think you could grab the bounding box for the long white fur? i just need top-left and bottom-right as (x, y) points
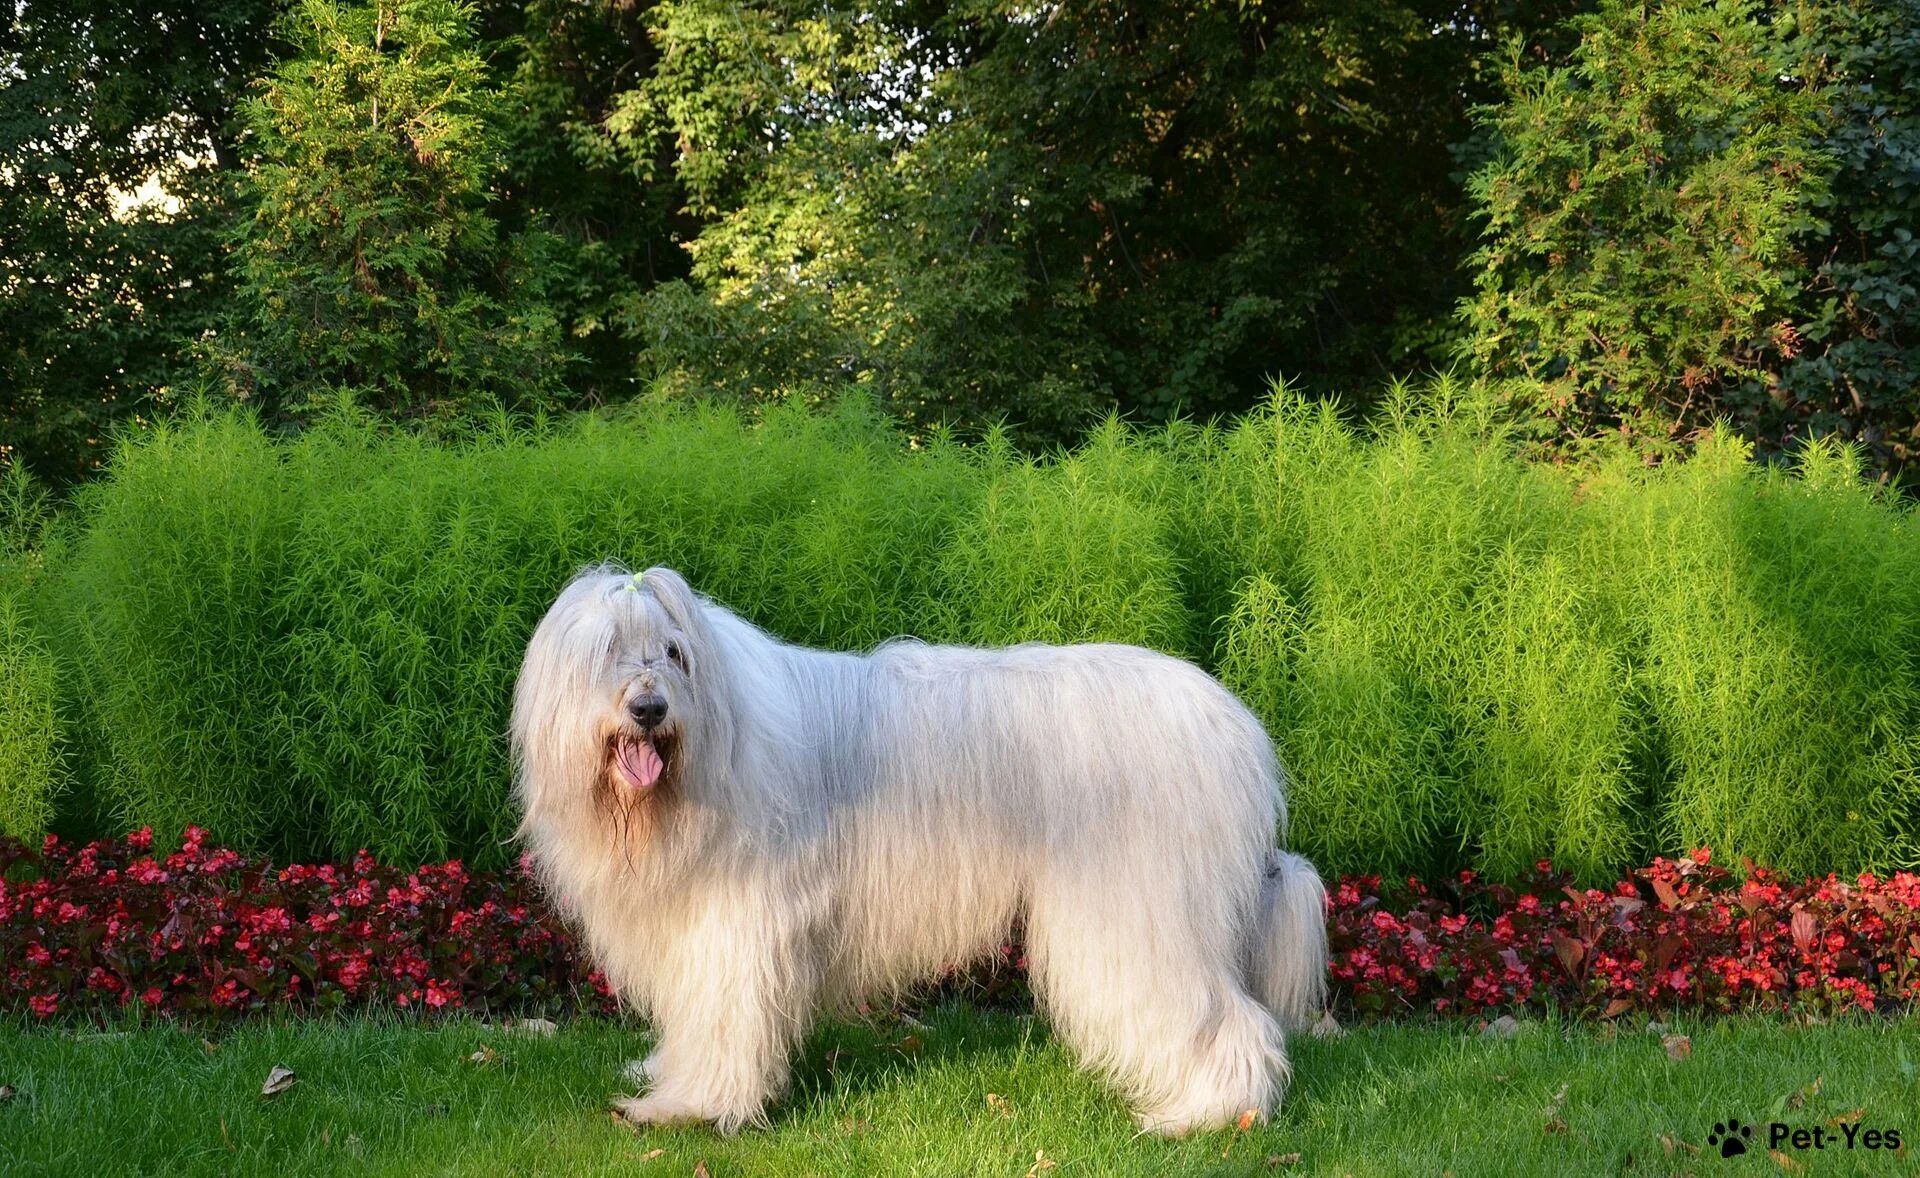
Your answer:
(511, 565), (1328, 1135)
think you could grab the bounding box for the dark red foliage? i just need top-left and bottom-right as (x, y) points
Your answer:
(6, 832), (1918, 1024)
(1328, 851), (1920, 1019)
(0, 828), (615, 1023)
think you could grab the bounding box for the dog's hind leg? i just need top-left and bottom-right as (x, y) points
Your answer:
(1024, 870), (1289, 1136)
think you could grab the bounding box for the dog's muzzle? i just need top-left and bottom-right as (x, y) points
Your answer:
(612, 693), (671, 794)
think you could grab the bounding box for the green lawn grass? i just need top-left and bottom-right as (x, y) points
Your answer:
(2, 1006), (1915, 1176)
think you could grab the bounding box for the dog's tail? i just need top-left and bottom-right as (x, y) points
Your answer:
(1249, 849), (1329, 1030)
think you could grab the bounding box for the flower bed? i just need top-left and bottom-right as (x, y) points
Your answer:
(5, 832), (1918, 1024)
(1330, 852), (1920, 1018)
(0, 829), (613, 1022)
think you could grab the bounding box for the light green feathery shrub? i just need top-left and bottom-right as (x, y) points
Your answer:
(936, 418), (1192, 655)
(0, 594), (64, 842)
(15, 387), (1919, 880)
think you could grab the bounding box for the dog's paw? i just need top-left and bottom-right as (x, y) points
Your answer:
(1134, 1103), (1264, 1139)
(1133, 1111), (1202, 1139)
(611, 1093), (712, 1128)
(613, 1091), (772, 1135)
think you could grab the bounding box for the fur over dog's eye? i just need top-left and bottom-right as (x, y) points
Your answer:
(666, 641), (686, 671)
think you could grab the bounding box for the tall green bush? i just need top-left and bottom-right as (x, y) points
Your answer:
(1462, 0), (1825, 449)
(54, 410), (299, 851)
(14, 389), (1920, 880)
(1216, 393), (1638, 881)
(39, 399), (991, 865)
(937, 420), (1191, 654)
(0, 467), (68, 840)
(1588, 433), (1920, 874)
(262, 399), (985, 863)
(0, 594), (63, 841)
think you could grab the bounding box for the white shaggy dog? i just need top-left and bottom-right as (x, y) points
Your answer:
(511, 565), (1327, 1135)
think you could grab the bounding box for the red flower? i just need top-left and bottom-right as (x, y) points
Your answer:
(125, 857), (169, 885)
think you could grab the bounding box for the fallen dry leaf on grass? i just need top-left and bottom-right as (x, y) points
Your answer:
(985, 1092), (1014, 1118)
(259, 1065), (297, 1097)
(0, 1085), (13, 1103)
(1770, 1148), (1804, 1171)
(894, 1034), (923, 1056)
(1541, 1083), (1570, 1135)
(1309, 1011), (1344, 1039)
(1024, 1149), (1057, 1177)
(693, 1162), (711, 1178)
(1221, 1107), (1262, 1159)
(633, 1148), (665, 1162)
(467, 1045), (500, 1066)
(507, 1017), (558, 1037)
(1662, 1033), (1691, 1062)
(1266, 1154), (1302, 1167)
(1659, 1133), (1700, 1156)
(1787, 1075), (1823, 1110)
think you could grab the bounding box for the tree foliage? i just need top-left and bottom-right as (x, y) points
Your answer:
(1461, 0), (1920, 477)
(4, 0), (1917, 480)
(0, 0), (283, 483)
(611, 0), (1579, 437)
(224, 0), (571, 419)
(1784, 0), (1920, 473)
(484, 0), (691, 402)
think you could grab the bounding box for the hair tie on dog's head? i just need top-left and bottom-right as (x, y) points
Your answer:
(624, 573), (644, 594)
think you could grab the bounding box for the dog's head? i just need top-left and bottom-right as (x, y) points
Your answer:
(511, 565), (723, 839)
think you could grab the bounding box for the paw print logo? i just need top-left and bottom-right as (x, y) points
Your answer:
(1707, 1118), (1754, 1158)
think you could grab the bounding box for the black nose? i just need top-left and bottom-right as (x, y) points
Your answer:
(628, 694), (668, 729)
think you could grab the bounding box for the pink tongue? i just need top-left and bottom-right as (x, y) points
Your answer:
(614, 735), (664, 791)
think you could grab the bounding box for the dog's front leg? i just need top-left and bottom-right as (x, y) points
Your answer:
(613, 904), (816, 1134)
